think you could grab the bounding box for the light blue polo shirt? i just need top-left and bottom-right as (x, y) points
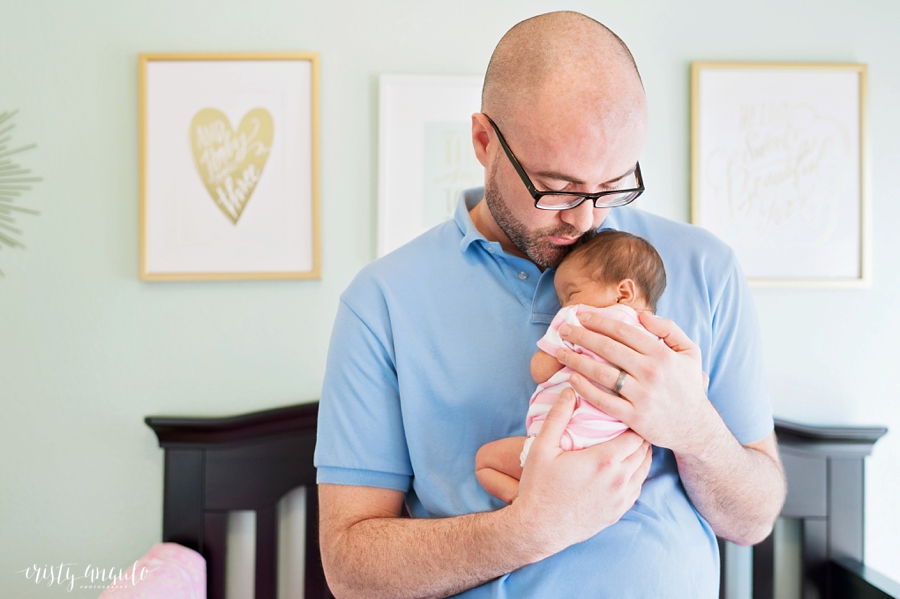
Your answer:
(315, 188), (773, 598)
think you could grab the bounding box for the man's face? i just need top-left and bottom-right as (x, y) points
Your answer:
(483, 159), (608, 269)
(480, 108), (646, 270)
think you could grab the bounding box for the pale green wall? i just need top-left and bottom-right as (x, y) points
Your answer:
(2, 0), (899, 596)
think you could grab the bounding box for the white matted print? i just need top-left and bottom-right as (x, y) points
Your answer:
(691, 62), (869, 287)
(140, 53), (320, 281)
(378, 75), (484, 257)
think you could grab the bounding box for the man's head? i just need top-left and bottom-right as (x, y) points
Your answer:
(554, 230), (667, 313)
(470, 11), (648, 269)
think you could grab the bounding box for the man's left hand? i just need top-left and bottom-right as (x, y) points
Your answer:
(556, 310), (718, 457)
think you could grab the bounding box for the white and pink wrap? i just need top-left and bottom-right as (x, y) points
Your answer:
(521, 303), (650, 465)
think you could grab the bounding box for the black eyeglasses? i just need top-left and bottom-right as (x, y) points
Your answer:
(483, 114), (644, 210)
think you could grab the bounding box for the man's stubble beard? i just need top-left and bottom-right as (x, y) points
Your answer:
(483, 162), (584, 269)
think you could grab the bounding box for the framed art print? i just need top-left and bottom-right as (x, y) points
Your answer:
(378, 74), (484, 257)
(139, 52), (320, 281)
(691, 62), (869, 287)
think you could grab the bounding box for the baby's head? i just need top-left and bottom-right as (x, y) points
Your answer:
(554, 230), (666, 313)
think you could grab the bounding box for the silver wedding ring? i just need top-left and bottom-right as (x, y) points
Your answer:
(614, 369), (627, 394)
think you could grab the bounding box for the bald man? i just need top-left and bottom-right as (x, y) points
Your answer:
(315, 11), (786, 598)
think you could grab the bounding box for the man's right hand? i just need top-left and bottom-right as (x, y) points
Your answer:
(511, 387), (653, 556)
(319, 389), (652, 598)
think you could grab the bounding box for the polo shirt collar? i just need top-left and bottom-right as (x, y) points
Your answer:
(454, 187), (495, 252)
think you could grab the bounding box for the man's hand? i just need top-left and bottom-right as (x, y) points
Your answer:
(319, 388), (653, 599)
(511, 387), (653, 554)
(554, 310), (786, 545)
(554, 310), (716, 455)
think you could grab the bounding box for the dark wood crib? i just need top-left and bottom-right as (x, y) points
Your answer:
(146, 402), (899, 599)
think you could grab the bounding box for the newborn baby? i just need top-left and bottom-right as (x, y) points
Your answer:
(475, 230), (667, 504)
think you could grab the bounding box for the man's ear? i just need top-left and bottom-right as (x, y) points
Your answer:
(616, 279), (637, 305)
(471, 113), (493, 168)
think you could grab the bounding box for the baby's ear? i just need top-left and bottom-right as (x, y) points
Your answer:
(616, 279), (637, 305)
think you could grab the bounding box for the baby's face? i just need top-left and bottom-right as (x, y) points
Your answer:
(554, 259), (651, 311)
(554, 260), (622, 308)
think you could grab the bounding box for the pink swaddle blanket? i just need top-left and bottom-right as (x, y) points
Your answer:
(522, 304), (651, 462)
(97, 543), (205, 599)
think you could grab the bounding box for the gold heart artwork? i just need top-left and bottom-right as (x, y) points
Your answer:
(190, 107), (274, 224)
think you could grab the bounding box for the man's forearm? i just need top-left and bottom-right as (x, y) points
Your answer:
(320, 397), (652, 598)
(325, 508), (540, 599)
(674, 408), (786, 546)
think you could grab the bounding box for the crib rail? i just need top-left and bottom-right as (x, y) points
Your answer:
(725, 418), (894, 599)
(146, 402), (329, 599)
(147, 405), (896, 599)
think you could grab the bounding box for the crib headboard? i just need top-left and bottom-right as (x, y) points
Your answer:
(146, 403), (898, 599)
(726, 418), (896, 599)
(146, 402), (328, 599)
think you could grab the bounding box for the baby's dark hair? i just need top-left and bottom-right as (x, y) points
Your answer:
(564, 230), (667, 312)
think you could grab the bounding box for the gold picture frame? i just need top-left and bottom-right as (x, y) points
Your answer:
(139, 52), (321, 281)
(691, 62), (869, 288)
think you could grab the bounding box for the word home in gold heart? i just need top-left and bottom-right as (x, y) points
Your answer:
(190, 107), (274, 224)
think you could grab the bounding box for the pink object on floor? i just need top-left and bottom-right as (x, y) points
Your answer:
(97, 542), (205, 599)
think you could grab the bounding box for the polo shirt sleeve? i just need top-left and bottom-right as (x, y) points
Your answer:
(707, 256), (774, 446)
(314, 296), (413, 493)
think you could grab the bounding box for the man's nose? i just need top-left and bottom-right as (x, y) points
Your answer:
(559, 199), (596, 233)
